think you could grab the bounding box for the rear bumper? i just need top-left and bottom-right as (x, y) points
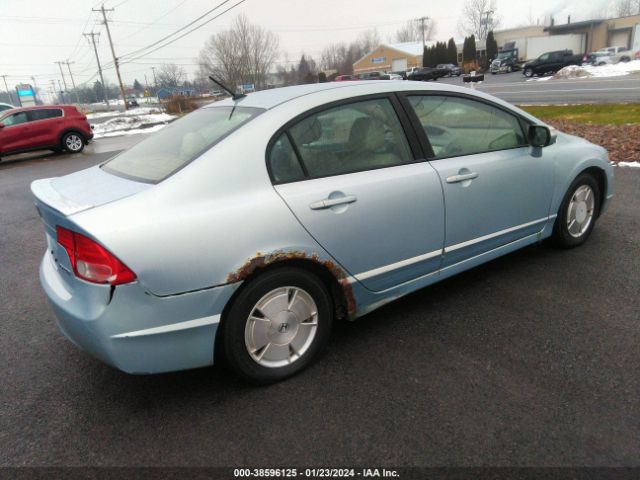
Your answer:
(40, 251), (239, 374)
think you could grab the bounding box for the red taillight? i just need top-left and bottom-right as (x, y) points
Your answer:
(56, 226), (136, 285)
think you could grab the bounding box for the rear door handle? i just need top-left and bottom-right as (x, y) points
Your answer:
(309, 195), (357, 210)
(446, 172), (479, 183)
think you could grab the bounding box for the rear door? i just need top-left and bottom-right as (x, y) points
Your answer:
(27, 108), (64, 148)
(0, 111), (31, 154)
(270, 95), (445, 292)
(401, 93), (554, 268)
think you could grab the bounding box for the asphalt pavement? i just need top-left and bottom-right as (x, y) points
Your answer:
(1, 145), (639, 468)
(436, 72), (640, 104)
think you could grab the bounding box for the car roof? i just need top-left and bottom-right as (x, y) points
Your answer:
(206, 80), (542, 126)
(209, 81), (473, 111)
(0, 104), (70, 113)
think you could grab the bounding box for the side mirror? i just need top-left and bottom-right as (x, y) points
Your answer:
(528, 125), (556, 147)
(0, 123), (5, 129)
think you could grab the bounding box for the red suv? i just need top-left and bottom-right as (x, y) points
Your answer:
(0, 105), (93, 160)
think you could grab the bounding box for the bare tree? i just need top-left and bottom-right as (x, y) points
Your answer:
(458, 0), (501, 40)
(156, 63), (186, 88)
(392, 19), (437, 43)
(196, 14), (279, 91)
(614, 0), (640, 16)
(356, 28), (381, 56)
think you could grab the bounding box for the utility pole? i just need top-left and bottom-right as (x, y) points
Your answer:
(151, 66), (157, 90)
(57, 79), (64, 103)
(94, 4), (128, 110)
(63, 61), (81, 104)
(416, 16), (430, 47)
(30, 76), (39, 104)
(481, 10), (494, 40)
(1, 75), (12, 105)
(55, 61), (69, 103)
(84, 32), (110, 109)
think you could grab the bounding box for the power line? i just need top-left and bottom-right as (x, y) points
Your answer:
(119, 0), (236, 60)
(120, 0), (248, 64)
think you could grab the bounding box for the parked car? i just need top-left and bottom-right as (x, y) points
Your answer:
(391, 70), (408, 80)
(382, 73), (403, 80)
(127, 98), (139, 108)
(334, 75), (357, 81)
(0, 102), (15, 112)
(436, 63), (463, 76)
(0, 105), (93, 160)
(407, 67), (438, 81)
(33, 82), (613, 383)
(523, 50), (582, 77)
(586, 51), (615, 66)
(358, 71), (385, 80)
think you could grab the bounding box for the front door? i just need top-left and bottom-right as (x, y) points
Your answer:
(0, 111), (31, 154)
(269, 96), (445, 292)
(402, 93), (554, 267)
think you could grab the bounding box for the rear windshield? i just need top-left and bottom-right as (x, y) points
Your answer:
(102, 106), (263, 183)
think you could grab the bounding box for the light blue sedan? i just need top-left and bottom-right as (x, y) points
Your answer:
(32, 81), (613, 383)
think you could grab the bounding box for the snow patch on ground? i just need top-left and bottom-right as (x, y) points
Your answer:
(87, 107), (163, 120)
(529, 60), (640, 81)
(92, 112), (175, 138)
(96, 123), (169, 138)
(616, 161), (640, 168)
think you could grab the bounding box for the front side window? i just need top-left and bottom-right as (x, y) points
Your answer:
(407, 95), (526, 158)
(539, 53), (549, 61)
(103, 106), (262, 183)
(2, 112), (28, 127)
(285, 97), (413, 179)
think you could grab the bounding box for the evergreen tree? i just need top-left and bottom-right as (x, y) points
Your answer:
(469, 34), (477, 62)
(133, 79), (144, 93)
(447, 38), (458, 64)
(486, 31), (498, 62)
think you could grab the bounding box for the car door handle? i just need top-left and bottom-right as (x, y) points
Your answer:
(446, 172), (479, 183)
(309, 195), (357, 210)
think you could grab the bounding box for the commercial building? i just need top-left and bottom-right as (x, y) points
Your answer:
(493, 14), (640, 56)
(353, 42), (429, 74)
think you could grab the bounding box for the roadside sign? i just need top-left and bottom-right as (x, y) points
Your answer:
(16, 84), (36, 107)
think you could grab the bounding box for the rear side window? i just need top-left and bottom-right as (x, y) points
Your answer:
(269, 134), (305, 183)
(29, 109), (63, 121)
(280, 97), (413, 179)
(407, 95), (526, 158)
(103, 106), (262, 183)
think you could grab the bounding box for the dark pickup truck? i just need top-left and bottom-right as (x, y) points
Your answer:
(523, 50), (583, 77)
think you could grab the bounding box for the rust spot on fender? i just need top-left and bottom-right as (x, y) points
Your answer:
(227, 251), (357, 317)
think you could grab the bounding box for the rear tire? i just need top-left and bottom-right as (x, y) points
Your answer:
(221, 268), (334, 384)
(552, 173), (600, 249)
(62, 132), (85, 153)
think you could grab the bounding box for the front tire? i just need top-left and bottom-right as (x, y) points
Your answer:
(62, 132), (85, 153)
(553, 173), (600, 248)
(221, 268), (334, 384)
(524, 68), (534, 77)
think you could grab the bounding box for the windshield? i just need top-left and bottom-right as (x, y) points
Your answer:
(102, 106), (263, 183)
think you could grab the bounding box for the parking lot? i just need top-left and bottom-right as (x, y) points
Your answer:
(1, 146), (639, 467)
(437, 71), (640, 104)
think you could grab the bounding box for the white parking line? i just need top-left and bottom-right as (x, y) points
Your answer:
(489, 87), (640, 95)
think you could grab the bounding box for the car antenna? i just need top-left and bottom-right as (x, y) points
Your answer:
(208, 75), (246, 101)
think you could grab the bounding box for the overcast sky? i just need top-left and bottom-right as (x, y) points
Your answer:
(0, 0), (614, 92)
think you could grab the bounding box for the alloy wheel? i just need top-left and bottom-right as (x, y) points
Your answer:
(65, 134), (83, 152)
